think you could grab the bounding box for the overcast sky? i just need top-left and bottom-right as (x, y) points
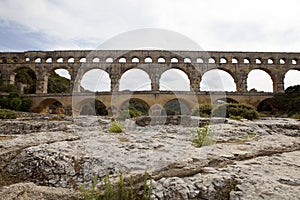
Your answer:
(0, 0), (299, 91)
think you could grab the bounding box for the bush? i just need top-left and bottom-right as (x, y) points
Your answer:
(108, 120), (124, 133)
(10, 97), (22, 111)
(0, 109), (17, 119)
(212, 103), (259, 120)
(290, 113), (300, 119)
(192, 104), (212, 117)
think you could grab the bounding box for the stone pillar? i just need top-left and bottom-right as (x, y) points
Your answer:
(35, 79), (47, 94)
(189, 70), (201, 92)
(149, 67), (162, 92)
(1, 71), (15, 86)
(110, 74), (119, 92)
(273, 73), (285, 93)
(71, 78), (82, 93)
(236, 72), (248, 92)
(275, 83), (285, 93)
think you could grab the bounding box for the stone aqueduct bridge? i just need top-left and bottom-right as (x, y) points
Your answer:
(0, 50), (299, 115)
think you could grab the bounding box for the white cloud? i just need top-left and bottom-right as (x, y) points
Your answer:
(1, 0), (300, 91)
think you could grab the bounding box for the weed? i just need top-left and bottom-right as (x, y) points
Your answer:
(80, 170), (151, 200)
(108, 120), (124, 133)
(191, 125), (214, 147)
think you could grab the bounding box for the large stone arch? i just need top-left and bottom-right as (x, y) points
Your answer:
(77, 98), (108, 116)
(46, 67), (72, 93)
(11, 66), (37, 94)
(119, 68), (152, 91)
(78, 68), (111, 92)
(200, 68), (237, 92)
(32, 98), (65, 114)
(163, 98), (191, 115)
(283, 68), (300, 90)
(120, 98), (150, 117)
(247, 68), (274, 92)
(159, 67), (191, 91)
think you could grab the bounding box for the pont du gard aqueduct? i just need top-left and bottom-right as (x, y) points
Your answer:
(0, 50), (299, 116)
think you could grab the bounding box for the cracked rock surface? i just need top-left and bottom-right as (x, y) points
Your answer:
(0, 114), (299, 199)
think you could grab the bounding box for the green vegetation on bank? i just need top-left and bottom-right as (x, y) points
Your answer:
(47, 73), (70, 93)
(271, 85), (300, 116)
(192, 103), (259, 120)
(80, 171), (152, 200)
(212, 103), (259, 120)
(0, 109), (17, 119)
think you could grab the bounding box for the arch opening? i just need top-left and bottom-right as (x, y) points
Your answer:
(68, 57), (75, 63)
(14, 68), (37, 94)
(36, 99), (65, 114)
(184, 58), (191, 63)
(144, 57), (152, 63)
(46, 57), (52, 63)
(257, 98), (273, 113)
(48, 69), (71, 93)
(163, 99), (190, 115)
(57, 58), (63, 63)
(132, 57), (139, 63)
(93, 57), (100, 63)
(159, 69), (190, 91)
(119, 69), (151, 91)
(196, 58), (204, 63)
(171, 57), (179, 63)
(232, 58), (238, 64)
(247, 69), (273, 92)
(200, 69), (236, 92)
(158, 57), (166, 63)
(120, 98), (150, 118)
(81, 69), (111, 92)
(80, 99), (108, 116)
(284, 69), (300, 90)
(220, 57), (227, 64)
(213, 97), (238, 104)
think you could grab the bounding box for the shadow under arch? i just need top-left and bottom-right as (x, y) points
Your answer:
(33, 98), (65, 114)
(213, 97), (238, 104)
(79, 98), (108, 116)
(163, 98), (191, 115)
(120, 98), (150, 117)
(257, 98), (274, 113)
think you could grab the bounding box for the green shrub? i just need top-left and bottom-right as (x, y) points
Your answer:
(229, 115), (243, 121)
(0, 109), (17, 119)
(191, 125), (214, 147)
(290, 113), (300, 119)
(212, 103), (259, 120)
(192, 104), (212, 117)
(108, 120), (124, 133)
(10, 97), (22, 111)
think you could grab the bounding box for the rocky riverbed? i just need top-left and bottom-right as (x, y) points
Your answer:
(0, 113), (299, 199)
